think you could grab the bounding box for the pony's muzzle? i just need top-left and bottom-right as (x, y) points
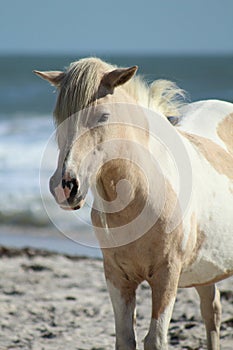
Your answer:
(50, 172), (84, 210)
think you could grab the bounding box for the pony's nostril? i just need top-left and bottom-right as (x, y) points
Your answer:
(70, 178), (78, 198)
(61, 177), (79, 199)
(63, 179), (72, 190)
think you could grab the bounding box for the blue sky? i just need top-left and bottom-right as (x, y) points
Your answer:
(1, 0), (233, 55)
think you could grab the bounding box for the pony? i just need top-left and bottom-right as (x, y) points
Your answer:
(34, 57), (233, 350)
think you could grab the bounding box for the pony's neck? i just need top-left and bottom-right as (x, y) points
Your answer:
(94, 152), (180, 235)
(93, 117), (182, 228)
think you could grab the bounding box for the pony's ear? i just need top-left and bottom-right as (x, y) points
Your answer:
(102, 66), (138, 90)
(33, 70), (64, 86)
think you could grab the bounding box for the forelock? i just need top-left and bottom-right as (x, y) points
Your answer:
(54, 58), (113, 126)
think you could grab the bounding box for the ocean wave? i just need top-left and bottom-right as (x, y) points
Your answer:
(0, 196), (92, 230)
(0, 113), (54, 228)
(0, 209), (51, 227)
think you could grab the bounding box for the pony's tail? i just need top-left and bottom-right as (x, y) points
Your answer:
(148, 80), (186, 117)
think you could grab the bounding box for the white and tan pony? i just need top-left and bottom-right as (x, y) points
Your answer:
(35, 57), (233, 350)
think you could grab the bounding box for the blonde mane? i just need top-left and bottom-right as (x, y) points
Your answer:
(54, 57), (186, 125)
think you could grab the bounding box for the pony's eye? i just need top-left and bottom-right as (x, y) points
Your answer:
(98, 113), (109, 123)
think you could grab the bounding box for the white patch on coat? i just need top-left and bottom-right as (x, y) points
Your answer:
(179, 100), (233, 151)
(167, 100), (233, 286)
(179, 141), (233, 287)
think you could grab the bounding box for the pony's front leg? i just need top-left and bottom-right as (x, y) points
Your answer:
(196, 284), (221, 350)
(106, 280), (137, 350)
(144, 263), (181, 350)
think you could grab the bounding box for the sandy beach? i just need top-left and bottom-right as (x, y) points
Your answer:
(0, 246), (232, 350)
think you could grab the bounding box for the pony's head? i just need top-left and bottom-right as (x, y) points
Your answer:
(35, 57), (185, 211)
(35, 58), (139, 210)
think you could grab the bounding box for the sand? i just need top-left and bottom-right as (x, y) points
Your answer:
(0, 246), (232, 350)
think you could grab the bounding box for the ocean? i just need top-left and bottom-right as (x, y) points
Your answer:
(0, 54), (232, 256)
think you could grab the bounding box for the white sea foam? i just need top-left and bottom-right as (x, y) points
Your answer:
(0, 113), (91, 231)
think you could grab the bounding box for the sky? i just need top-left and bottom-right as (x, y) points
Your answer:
(1, 0), (233, 55)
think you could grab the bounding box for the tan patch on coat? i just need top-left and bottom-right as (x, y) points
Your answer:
(182, 214), (205, 269)
(217, 113), (233, 155)
(181, 131), (233, 181)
